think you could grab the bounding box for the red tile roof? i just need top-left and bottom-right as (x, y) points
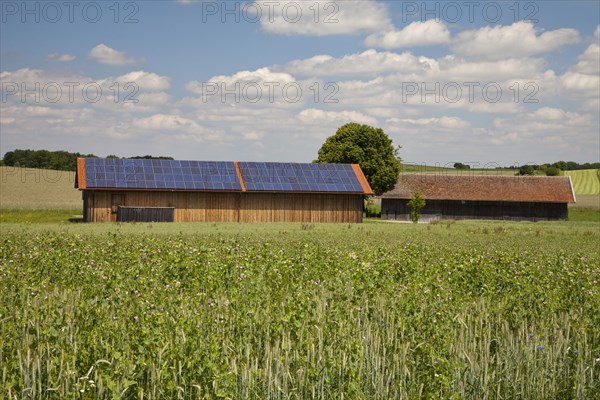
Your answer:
(381, 174), (576, 203)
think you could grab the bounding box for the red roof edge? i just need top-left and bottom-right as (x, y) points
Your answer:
(76, 158), (86, 189)
(234, 161), (246, 192)
(352, 164), (373, 195)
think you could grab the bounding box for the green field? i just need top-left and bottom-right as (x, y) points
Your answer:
(0, 166), (81, 209)
(1, 221), (599, 399)
(564, 169), (600, 195)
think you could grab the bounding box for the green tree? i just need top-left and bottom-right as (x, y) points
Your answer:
(453, 162), (470, 170)
(546, 166), (560, 176)
(316, 122), (401, 194)
(407, 192), (426, 223)
(519, 165), (535, 176)
(552, 161), (567, 170)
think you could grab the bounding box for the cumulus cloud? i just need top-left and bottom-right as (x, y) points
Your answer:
(251, 0), (391, 36)
(132, 114), (204, 132)
(297, 108), (377, 126)
(47, 53), (75, 62)
(451, 22), (580, 60)
(281, 50), (435, 77)
(559, 25), (599, 100)
(365, 20), (451, 49)
(89, 44), (144, 66)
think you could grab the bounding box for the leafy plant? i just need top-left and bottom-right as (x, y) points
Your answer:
(407, 192), (426, 223)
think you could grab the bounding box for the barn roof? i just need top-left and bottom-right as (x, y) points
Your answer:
(381, 174), (575, 203)
(75, 158), (373, 194)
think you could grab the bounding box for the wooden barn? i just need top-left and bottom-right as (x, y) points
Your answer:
(75, 158), (372, 223)
(381, 174), (576, 222)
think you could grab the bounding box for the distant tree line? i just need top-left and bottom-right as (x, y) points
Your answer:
(517, 161), (600, 176)
(2, 150), (173, 171)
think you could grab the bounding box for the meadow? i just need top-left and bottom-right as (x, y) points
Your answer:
(564, 169), (600, 195)
(1, 221), (599, 399)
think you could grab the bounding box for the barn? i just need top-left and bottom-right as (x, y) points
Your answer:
(381, 174), (576, 222)
(75, 158), (372, 223)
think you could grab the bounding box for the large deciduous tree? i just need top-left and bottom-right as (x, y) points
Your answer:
(316, 123), (401, 194)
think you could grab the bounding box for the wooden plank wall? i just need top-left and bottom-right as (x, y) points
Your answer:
(85, 191), (239, 222)
(381, 198), (568, 221)
(239, 193), (362, 223)
(84, 191), (363, 223)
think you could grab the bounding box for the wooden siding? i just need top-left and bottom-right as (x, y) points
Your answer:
(84, 191), (363, 223)
(382, 198), (568, 222)
(84, 191), (239, 222)
(239, 193), (362, 223)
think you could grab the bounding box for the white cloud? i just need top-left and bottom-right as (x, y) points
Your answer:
(47, 53), (75, 62)
(241, 131), (266, 141)
(252, 0), (391, 36)
(106, 71), (171, 92)
(365, 20), (451, 49)
(132, 114), (204, 133)
(281, 49), (435, 77)
(559, 25), (600, 99)
(89, 44), (144, 66)
(452, 22), (580, 60)
(297, 108), (377, 126)
(387, 116), (470, 130)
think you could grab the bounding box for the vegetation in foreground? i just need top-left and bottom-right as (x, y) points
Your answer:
(1, 221), (599, 399)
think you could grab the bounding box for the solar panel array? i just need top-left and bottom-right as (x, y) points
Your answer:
(84, 158), (241, 191)
(83, 159), (366, 193)
(238, 162), (365, 193)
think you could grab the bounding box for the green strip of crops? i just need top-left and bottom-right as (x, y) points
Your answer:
(1, 225), (599, 399)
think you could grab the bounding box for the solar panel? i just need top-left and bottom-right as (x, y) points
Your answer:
(84, 158), (242, 191)
(238, 162), (364, 193)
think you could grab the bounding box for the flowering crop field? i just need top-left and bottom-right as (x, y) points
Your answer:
(1, 221), (599, 399)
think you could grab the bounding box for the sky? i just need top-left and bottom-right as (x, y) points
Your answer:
(1, 0), (599, 167)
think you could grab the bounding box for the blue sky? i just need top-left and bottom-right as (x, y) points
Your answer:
(1, 1), (599, 166)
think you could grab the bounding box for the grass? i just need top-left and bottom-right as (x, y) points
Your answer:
(1, 221), (598, 399)
(0, 209), (83, 224)
(0, 166), (81, 209)
(564, 169), (600, 195)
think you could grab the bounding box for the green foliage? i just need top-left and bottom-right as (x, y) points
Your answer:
(407, 192), (426, 223)
(546, 166), (561, 176)
(453, 162), (471, 170)
(552, 161), (568, 171)
(2, 149), (97, 171)
(0, 223), (598, 399)
(519, 165), (535, 175)
(316, 123), (401, 194)
(2, 150), (174, 171)
(364, 198), (381, 218)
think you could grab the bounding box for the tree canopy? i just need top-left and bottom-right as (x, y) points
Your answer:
(316, 122), (401, 194)
(2, 150), (174, 171)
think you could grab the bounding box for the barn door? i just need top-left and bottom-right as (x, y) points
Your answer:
(112, 193), (125, 214)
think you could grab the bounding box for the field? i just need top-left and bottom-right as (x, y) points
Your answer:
(1, 221), (599, 399)
(1, 168), (599, 398)
(564, 169), (600, 195)
(0, 167), (81, 209)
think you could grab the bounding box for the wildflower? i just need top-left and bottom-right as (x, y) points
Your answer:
(528, 333), (534, 339)
(133, 315), (139, 322)
(538, 345), (544, 351)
